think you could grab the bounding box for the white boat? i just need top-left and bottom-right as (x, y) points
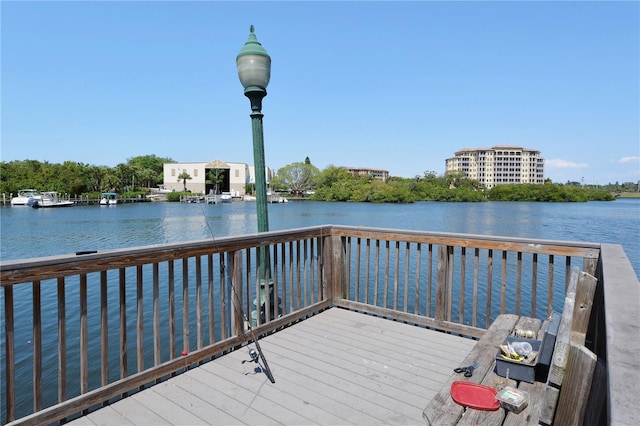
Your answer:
(30, 192), (74, 208)
(99, 192), (118, 205)
(220, 194), (233, 203)
(11, 189), (42, 206)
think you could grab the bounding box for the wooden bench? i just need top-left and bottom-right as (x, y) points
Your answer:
(423, 267), (598, 425)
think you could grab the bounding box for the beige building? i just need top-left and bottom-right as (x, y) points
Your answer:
(163, 159), (274, 196)
(343, 166), (389, 181)
(445, 146), (544, 189)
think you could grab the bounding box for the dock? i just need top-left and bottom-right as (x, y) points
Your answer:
(2, 225), (638, 425)
(69, 308), (475, 425)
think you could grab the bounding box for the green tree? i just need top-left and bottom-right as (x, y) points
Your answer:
(273, 162), (319, 195)
(177, 171), (192, 191)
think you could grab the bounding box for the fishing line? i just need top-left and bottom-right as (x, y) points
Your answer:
(198, 201), (275, 384)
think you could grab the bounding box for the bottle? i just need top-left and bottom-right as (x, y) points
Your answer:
(511, 341), (533, 356)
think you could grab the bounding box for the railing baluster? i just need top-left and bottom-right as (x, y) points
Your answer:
(447, 246), (454, 322)
(264, 245), (272, 323)
(459, 247), (466, 324)
(565, 256), (572, 292)
(33, 280), (42, 412)
(182, 259), (189, 354)
(516, 252), (523, 316)
(427, 244), (433, 317)
(472, 248), (479, 327)
(296, 240), (301, 310)
(196, 256), (203, 349)
(119, 268), (127, 380)
(531, 253), (538, 318)
(355, 237), (361, 303)
(280, 243), (288, 314)
(501, 251), (508, 314)
(136, 266), (144, 372)
(273, 243), (281, 313)
(4, 285), (15, 422)
(312, 238), (317, 304)
(486, 249), (493, 327)
(393, 241), (399, 311)
(384, 241), (390, 309)
(414, 243), (421, 314)
(153, 263), (160, 366)
(287, 241), (294, 311)
(220, 252), (229, 336)
(80, 274), (88, 393)
(374, 239), (380, 306)
(547, 254), (555, 316)
(403, 242), (409, 313)
(100, 271), (109, 387)
(207, 254), (214, 345)
(303, 239), (309, 307)
(168, 261), (175, 359)
(57, 277), (66, 403)
(365, 239), (371, 305)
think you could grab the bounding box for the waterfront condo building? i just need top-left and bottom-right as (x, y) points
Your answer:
(445, 145), (545, 189)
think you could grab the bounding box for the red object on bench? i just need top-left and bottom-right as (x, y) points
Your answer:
(450, 381), (500, 411)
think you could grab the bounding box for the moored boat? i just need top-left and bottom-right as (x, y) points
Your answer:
(99, 192), (118, 205)
(30, 192), (74, 208)
(10, 189), (42, 206)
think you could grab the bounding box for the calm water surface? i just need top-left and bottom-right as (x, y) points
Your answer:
(1, 199), (639, 420)
(2, 199), (639, 276)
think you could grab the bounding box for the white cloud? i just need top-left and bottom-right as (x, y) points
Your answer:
(618, 156), (640, 163)
(546, 159), (589, 169)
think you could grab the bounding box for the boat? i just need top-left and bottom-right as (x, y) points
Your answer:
(10, 189), (42, 206)
(99, 192), (118, 205)
(30, 192), (74, 208)
(220, 194), (233, 203)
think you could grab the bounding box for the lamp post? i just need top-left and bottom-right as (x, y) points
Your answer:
(237, 25), (276, 325)
(237, 25), (271, 235)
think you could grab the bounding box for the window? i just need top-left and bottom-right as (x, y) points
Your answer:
(171, 169), (175, 176)
(194, 169), (198, 177)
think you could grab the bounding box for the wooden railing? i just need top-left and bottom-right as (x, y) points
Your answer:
(1, 225), (637, 425)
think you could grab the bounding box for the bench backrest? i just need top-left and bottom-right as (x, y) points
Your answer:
(538, 267), (598, 425)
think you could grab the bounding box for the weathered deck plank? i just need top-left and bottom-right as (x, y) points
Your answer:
(70, 308), (476, 425)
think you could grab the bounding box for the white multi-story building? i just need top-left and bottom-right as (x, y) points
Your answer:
(162, 159), (274, 196)
(445, 146), (544, 189)
(343, 166), (389, 181)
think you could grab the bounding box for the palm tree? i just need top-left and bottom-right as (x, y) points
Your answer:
(177, 171), (192, 191)
(206, 169), (225, 194)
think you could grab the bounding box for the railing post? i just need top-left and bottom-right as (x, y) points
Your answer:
(228, 250), (245, 337)
(436, 245), (452, 321)
(324, 234), (345, 302)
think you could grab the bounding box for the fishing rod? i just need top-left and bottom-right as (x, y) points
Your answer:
(198, 202), (275, 384)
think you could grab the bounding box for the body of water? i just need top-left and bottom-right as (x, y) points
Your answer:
(1, 199), (639, 421)
(2, 199), (639, 276)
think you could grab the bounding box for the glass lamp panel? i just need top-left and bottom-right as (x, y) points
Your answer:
(237, 54), (271, 89)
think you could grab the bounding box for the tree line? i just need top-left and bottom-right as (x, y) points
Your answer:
(1, 156), (625, 203)
(0, 155), (172, 198)
(272, 161), (618, 203)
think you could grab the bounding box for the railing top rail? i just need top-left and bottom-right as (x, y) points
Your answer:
(1, 224), (600, 286)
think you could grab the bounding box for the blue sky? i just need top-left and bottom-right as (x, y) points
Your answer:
(2, 1), (638, 185)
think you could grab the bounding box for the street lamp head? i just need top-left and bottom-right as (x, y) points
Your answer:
(236, 25), (271, 94)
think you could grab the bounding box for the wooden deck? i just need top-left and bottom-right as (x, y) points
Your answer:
(69, 308), (476, 425)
